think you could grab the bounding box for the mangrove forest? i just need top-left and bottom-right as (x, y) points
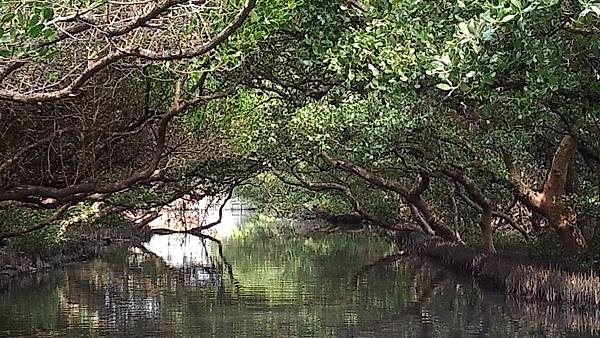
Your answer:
(0, 0), (599, 336)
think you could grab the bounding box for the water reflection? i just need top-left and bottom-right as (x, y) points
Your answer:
(0, 225), (599, 337)
(140, 233), (212, 268)
(147, 197), (252, 240)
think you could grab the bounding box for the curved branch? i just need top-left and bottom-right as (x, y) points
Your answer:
(501, 148), (544, 213)
(271, 169), (395, 230)
(149, 187), (236, 234)
(198, 188), (234, 231)
(0, 83), (240, 206)
(119, 0), (257, 61)
(0, 0), (255, 102)
(0, 203), (72, 239)
(321, 153), (457, 241)
(456, 188), (529, 242)
(0, 51), (127, 102)
(408, 169), (431, 198)
(321, 152), (410, 196)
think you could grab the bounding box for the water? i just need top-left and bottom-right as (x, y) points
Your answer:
(0, 217), (599, 337)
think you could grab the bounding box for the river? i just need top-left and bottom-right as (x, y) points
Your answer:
(0, 212), (598, 337)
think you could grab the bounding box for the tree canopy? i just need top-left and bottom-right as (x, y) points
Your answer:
(0, 0), (599, 258)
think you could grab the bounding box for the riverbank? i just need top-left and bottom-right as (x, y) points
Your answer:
(0, 227), (150, 290)
(285, 210), (600, 309)
(390, 230), (600, 309)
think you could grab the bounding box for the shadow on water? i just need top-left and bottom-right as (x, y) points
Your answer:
(0, 211), (599, 337)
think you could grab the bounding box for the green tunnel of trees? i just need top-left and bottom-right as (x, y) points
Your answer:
(0, 0), (599, 259)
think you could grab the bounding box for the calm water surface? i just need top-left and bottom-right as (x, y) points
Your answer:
(0, 216), (599, 337)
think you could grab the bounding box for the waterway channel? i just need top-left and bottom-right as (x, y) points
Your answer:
(0, 210), (598, 337)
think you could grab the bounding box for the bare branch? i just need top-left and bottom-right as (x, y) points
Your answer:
(0, 83), (240, 206)
(121, 0), (257, 61)
(0, 0), (256, 103)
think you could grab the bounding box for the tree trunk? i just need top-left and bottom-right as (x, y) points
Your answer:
(504, 135), (587, 254)
(480, 206), (496, 254)
(546, 205), (586, 255)
(410, 196), (458, 242)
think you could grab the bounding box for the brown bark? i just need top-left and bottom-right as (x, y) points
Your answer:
(321, 153), (458, 241)
(406, 170), (459, 241)
(271, 169), (394, 230)
(409, 195), (458, 241)
(408, 203), (436, 235)
(479, 205), (495, 254)
(443, 169), (497, 254)
(343, 0), (369, 12)
(503, 135), (586, 254)
(400, 144), (502, 252)
(456, 188), (529, 242)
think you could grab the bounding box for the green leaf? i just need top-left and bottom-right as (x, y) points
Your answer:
(0, 34), (11, 43)
(28, 14), (40, 27)
(42, 7), (54, 20)
(1, 13), (15, 23)
(368, 63), (380, 77)
(501, 14), (517, 23)
(510, 0), (522, 10)
(579, 8), (591, 17)
(436, 83), (453, 91)
(27, 24), (44, 38)
(43, 28), (56, 39)
(458, 22), (470, 36)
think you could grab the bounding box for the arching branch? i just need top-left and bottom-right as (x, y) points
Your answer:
(0, 81), (241, 207)
(320, 153), (458, 241)
(271, 168), (395, 230)
(0, 0), (256, 102)
(0, 203), (72, 240)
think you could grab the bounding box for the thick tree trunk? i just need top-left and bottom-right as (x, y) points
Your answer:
(480, 206), (496, 254)
(546, 205), (586, 255)
(409, 196), (458, 242)
(504, 135), (586, 254)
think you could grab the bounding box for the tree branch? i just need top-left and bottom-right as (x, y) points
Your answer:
(0, 203), (72, 239)
(0, 0), (254, 102)
(271, 168), (395, 230)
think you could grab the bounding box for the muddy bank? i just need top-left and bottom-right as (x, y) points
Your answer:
(0, 231), (150, 290)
